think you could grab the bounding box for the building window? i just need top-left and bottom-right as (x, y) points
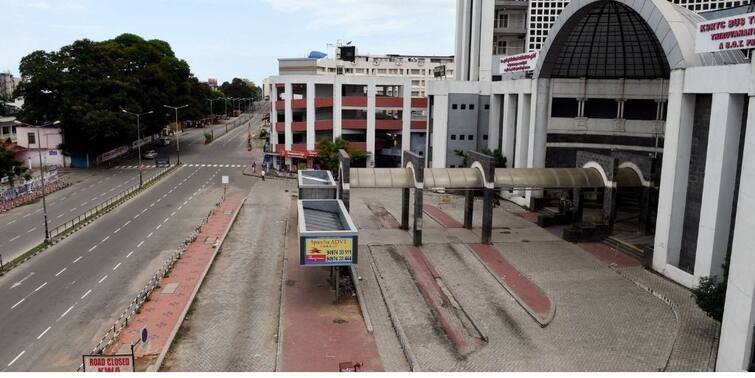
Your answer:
(461, 104), (466, 110)
(451, 134), (457, 140)
(483, 134), (488, 140)
(452, 104), (458, 110)
(460, 135), (465, 140)
(623, 99), (658, 120)
(468, 135), (474, 141)
(484, 104), (489, 110)
(469, 104), (475, 110)
(551, 97), (579, 118)
(494, 39), (508, 55)
(28, 132), (36, 145)
(584, 98), (618, 119)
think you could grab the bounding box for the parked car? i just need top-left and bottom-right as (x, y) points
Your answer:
(143, 150), (158, 159)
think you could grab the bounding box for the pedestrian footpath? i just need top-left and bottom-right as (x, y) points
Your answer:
(103, 194), (244, 371)
(279, 199), (383, 372)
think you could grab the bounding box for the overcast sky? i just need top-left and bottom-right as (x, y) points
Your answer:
(1, 0), (456, 85)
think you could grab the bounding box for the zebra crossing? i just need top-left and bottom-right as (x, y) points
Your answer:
(115, 163), (247, 170)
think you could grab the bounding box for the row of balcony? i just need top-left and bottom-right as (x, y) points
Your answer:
(275, 97), (428, 110)
(275, 119), (426, 132)
(274, 141), (386, 156)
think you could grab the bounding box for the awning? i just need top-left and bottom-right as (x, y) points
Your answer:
(350, 168), (414, 188)
(494, 168), (605, 189)
(424, 168), (483, 189)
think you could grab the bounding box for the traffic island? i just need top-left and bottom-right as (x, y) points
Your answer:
(89, 194), (245, 372)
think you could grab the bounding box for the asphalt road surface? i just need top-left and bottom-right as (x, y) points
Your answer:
(0, 111), (263, 371)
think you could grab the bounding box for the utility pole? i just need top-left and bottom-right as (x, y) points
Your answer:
(35, 124), (50, 242)
(121, 109), (154, 187)
(164, 104), (188, 165)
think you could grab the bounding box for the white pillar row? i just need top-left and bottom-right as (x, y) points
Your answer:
(478, 0), (495, 83)
(653, 69), (695, 272)
(459, 0), (472, 81)
(525, 79), (550, 206)
(431, 95), (450, 168)
(514, 93), (531, 169)
(306, 82), (316, 150)
(716, 95), (755, 372)
(271, 84), (279, 147)
(501, 93), (517, 166)
(469, 0), (482, 82)
(333, 81), (343, 141)
(487, 94), (502, 150)
(694, 93), (744, 280)
(367, 82), (376, 167)
(401, 83), (412, 161)
(284, 82), (293, 151)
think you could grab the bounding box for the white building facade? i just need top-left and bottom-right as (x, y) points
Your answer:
(14, 125), (65, 168)
(430, 0), (755, 371)
(267, 75), (428, 169)
(278, 54), (454, 97)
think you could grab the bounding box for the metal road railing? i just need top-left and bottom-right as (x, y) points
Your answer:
(81, 200), (222, 369)
(49, 165), (174, 241)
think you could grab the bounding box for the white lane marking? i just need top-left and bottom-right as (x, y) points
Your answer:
(27, 227), (36, 233)
(58, 304), (76, 321)
(55, 268), (67, 277)
(11, 298), (25, 309)
(113, 263), (121, 271)
(156, 198), (161, 203)
(23, 213), (31, 218)
(70, 207), (77, 212)
(81, 289), (92, 299)
(100, 192), (107, 196)
(9, 235), (20, 242)
(7, 220), (16, 225)
(170, 212), (176, 217)
(101, 236), (110, 243)
(37, 326), (52, 340)
(73, 256), (83, 264)
(7, 350), (25, 367)
(156, 224), (161, 230)
(147, 232), (153, 238)
(137, 241), (144, 248)
(178, 206), (183, 210)
(142, 208), (148, 213)
(88, 245), (97, 253)
(34, 282), (47, 292)
(126, 250), (134, 258)
(134, 214), (140, 219)
(149, 203), (155, 207)
(183, 201), (188, 206)
(163, 218), (169, 223)
(80, 201), (88, 206)
(114, 227), (121, 234)
(11, 272), (37, 289)
(123, 220), (131, 227)
(98, 275), (108, 284)
(57, 214), (65, 218)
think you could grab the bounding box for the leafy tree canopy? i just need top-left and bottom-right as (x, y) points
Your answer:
(0, 144), (26, 186)
(316, 137), (368, 174)
(16, 33), (216, 156)
(220, 78), (261, 102)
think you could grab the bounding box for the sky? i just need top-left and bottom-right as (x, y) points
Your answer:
(1, 0), (456, 85)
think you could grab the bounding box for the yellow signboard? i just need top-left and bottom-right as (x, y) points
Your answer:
(303, 237), (354, 265)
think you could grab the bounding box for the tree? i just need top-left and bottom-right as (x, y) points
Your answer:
(691, 255), (730, 322)
(0, 144), (26, 187)
(16, 33), (215, 157)
(316, 137), (368, 173)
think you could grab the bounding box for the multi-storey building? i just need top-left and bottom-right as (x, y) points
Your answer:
(0, 72), (21, 99)
(431, 0), (755, 371)
(266, 75), (428, 170)
(278, 53), (454, 97)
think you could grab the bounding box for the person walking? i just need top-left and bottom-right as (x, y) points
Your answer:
(261, 169), (266, 181)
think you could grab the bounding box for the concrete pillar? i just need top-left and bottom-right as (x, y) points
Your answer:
(694, 93), (744, 280)
(716, 96), (755, 372)
(514, 93), (530, 168)
(653, 70), (695, 272)
(573, 188), (584, 222)
(404, 150), (425, 246)
(526, 79), (551, 208)
(478, 0), (495, 82)
(482, 188), (493, 244)
(271, 84), (279, 147)
(367, 82), (376, 167)
(469, 0), (482, 82)
(334, 81), (343, 140)
(284, 82), (293, 167)
(338, 149), (350, 211)
(401, 188), (410, 230)
(430, 95), (450, 168)
(501, 93), (517, 166)
(413, 187), (423, 246)
(457, 0), (471, 81)
(603, 155), (619, 232)
(488, 94), (502, 150)
(402, 83), (412, 163)
(306, 82), (315, 150)
(464, 190), (474, 229)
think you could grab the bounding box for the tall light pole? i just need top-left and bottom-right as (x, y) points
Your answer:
(34, 120), (58, 242)
(121, 109), (153, 187)
(164, 104), (188, 165)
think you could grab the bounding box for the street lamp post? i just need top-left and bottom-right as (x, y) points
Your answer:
(34, 123), (54, 242)
(164, 104), (188, 165)
(121, 109), (154, 187)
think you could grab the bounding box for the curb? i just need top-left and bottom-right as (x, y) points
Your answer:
(350, 264), (374, 334)
(274, 197), (294, 372)
(154, 196), (246, 371)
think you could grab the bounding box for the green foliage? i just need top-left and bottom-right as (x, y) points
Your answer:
(316, 137), (368, 173)
(219, 78), (261, 102)
(691, 256), (730, 322)
(453, 148), (508, 168)
(16, 33), (216, 156)
(204, 132), (213, 144)
(0, 144), (26, 186)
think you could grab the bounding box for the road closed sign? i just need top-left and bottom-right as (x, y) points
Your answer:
(696, 12), (755, 53)
(82, 354), (135, 372)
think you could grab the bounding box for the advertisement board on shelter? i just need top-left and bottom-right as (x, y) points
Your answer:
(300, 236), (356, 266)
(695, 12), (755, 53)
(500, 51), (539, 73)
(82, 355), (134, 372)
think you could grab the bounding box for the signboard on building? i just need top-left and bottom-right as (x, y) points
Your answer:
(433, 65), (446, 78)
(82, 354), (135, 372)
(500, 51), (539, 73)
(695, 12), (755, 53)
(300, 236), (357, 266)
